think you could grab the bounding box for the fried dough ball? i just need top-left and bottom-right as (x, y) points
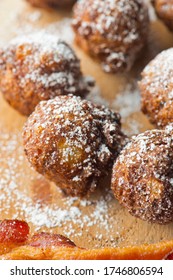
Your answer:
(139, 48), (173, 128)
(152, 0), (173, 31)
(26, 0), (76, 8)
(72, 0), (149, 73)
(23, 95), (127, 197)
(111, 129), (173, 224)
(0, 33), (93, 116)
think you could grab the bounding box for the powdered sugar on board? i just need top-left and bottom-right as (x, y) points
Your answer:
(0, 0), (172, 250)
(0, 6), (151, 246)
(0, 5), (74, 45)
(112, 82), (143, 136)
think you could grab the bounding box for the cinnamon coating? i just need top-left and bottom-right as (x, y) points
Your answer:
(0, 32), (93, 116)
(26, 0), (76, 8)
(152, 0), (173, 31)
(23, 95), (127, 197)
(111, 129), (173, 224)
(72, 0), (149, 73)
(139, 48), (173, 128)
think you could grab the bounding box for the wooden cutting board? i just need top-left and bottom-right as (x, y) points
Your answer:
(0, 0), (173, 250)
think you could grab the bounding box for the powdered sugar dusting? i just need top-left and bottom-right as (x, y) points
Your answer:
(1, 32), (90, 95)
(0, 0), (172, 250)
(0, 129), (125, 248)
(141, 48), (173, 96)
(72, 0), (149, 72)
(139, 48), (173, 127)
(23, 95), (127, 197)
(112, 82), (144, 136)
(73, 0), (148, 41)
(113, 84), (140, 119)
(112, 129), (173, 224)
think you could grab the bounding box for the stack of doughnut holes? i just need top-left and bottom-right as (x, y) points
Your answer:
(0, 0), (172, 225)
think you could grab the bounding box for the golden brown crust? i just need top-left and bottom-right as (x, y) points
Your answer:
(153, 0), (173, 31)
(111, 129), (173, 224)
(2, 237), (173, 260)
(26, 0), (76, 8)
(23, 95), (127, 196)
(72, 0), (149, 73)
(0, 33), (93, 116)
(139, 48), (173, 128)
